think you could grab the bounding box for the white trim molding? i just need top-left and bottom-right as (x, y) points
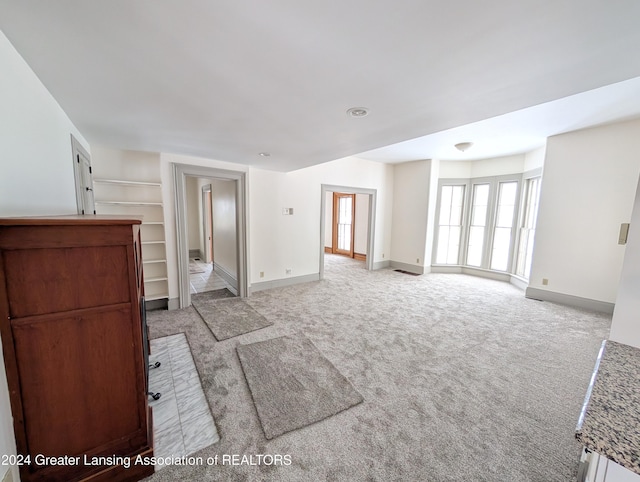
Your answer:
(250, 273), (320, 293)
(213, 262), (238, 293)
(173, 163), (248, 308)
(525, 287), (614, 314)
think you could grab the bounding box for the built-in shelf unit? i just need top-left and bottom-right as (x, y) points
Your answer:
(91, 149), (169, 305)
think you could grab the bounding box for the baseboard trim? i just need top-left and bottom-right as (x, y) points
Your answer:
(354, 252), (367, 261)
(430, 265), (462, 274)
(250, 273), (320, 293)
(145, 298), (168, 311)
(525, 287), (614, 314)
(214, 262), (238, 290)
(510, 275), (528, 291)
(389, 261), (424, 275)
(372, 260), (390, 270)
(431, 265), (525, 290)
(189, 249), (200, 259)
(461, 266), (511, 283)
(168, 297), (180, 310)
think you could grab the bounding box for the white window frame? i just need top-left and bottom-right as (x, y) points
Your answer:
(513, 168), (543, 279)
(465, 182), (492, 268)
(490, 178), (522, 272)
(434, 174), (524, 274)
(432, 179), (469, 266)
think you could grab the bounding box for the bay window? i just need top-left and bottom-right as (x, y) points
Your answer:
(434, 172), (540, 277)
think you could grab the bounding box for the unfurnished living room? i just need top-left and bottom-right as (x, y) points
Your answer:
(1, 2), (640, 482)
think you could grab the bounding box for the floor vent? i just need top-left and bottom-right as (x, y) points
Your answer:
(394, 269), (420, 276)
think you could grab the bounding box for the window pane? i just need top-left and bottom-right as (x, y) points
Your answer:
(436, 184), (465, 265)
(436, 227), (451, 264)
(450, 185), (464, 224)
(524, 178), (540, 230)
(439, 186), (452, 225)
(516, 177), (541, 278)
(491, 227), (511, 271)
(524, 229), (535, 276)
(339, 196), (352, 224)
(496, 182), (517, 227)
(491, 181), (518, 271)
(466, 183), (489, 267)
(447, 226), (461, 264)
(471, 184), (489, 226)
(467, 226), (484, 267)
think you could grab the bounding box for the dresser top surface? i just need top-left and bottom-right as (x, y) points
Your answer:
(0, 215), (142, 226)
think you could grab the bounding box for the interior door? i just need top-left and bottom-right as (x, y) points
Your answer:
(72, 135), (95, 215)
(332, 192), (355, 257)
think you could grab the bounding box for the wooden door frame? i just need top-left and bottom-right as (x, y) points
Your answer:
(332, 192), (355, 257)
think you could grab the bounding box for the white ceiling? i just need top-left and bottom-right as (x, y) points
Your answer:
(2, 0), (640, 171)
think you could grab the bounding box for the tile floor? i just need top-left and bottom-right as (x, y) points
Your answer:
(189, 258), (235, 295)
(148, 333), (219, 471)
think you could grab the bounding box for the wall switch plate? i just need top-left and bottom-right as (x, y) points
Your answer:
(259, 271), (264, 278)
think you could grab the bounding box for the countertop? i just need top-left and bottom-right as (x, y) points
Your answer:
(576, 339), (640, 475)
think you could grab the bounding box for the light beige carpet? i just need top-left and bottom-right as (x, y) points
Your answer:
(145, 254), (611, 481)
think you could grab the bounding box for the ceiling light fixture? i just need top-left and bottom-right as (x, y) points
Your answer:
(454, 142), (473, 152)
(258, 152), (271, 157)
(347, 107), (369, 118)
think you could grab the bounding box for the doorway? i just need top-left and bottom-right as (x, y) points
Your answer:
(184, 176), (238, 297)
(174, 164), (248, 308)
(319, 184), (377, 280)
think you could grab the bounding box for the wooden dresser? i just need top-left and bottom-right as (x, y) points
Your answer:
(0, 216), (154, 482)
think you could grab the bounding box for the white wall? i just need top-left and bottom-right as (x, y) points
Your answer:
(354, 194), (369, 255)
(0, 32), (88, 217)
(530, 119), (640, 304)
(524, 145), (546, 172)
(610, 174), (640, 348)
(391, 160), (432, 267)
(211, 179), (237, 280)
(185, 176), (201, 251)
(470, 154), (525, 178)
(439, 160), (471, 179)
(250, 156), (393, 283)
(439, 151), (542, 179)
(0, 29), (90, 482)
